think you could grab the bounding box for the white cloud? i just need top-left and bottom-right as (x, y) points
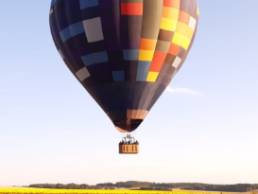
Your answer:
(166, 86), (203, 96)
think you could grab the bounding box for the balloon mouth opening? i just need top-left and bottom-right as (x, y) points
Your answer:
(115, 119), (143, 133)
(117, 127), (130, 133)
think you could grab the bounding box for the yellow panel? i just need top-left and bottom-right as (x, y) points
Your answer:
(160, 17), (178, 31)
(163, 7), (179, 19)
(176, 22), (194, 38)
(138, 50), (155, 61)
(172, 33), (191, 50)
(147, 71), (159, 82)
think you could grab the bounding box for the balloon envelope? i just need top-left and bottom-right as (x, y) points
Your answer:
(49, 0), (199, 132)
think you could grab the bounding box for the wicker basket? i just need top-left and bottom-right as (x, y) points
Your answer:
(119, 143), (139, 154)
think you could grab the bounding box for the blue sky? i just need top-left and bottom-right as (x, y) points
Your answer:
(0, 0), (258, 186)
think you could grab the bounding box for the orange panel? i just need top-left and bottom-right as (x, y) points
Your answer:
(164, 0), (180, 8)
(140, 38), (157, 50)
(162, 7), (179, 19)
(179, 11), (190, 23)
(121, 3), (143, 16)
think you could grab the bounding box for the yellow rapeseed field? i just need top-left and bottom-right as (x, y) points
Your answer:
(0, 188), (255, 194)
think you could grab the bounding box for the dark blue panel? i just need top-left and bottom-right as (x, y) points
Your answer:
(59, 22), (84, 42)
(80, 0), (99, 10)
(81, 51), (108, 66)
(136, 62), (150, 81)
(123, 49), (139, 61)
(112, 71), (125, 82)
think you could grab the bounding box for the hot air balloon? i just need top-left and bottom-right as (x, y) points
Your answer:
(49, 0), (199, 154)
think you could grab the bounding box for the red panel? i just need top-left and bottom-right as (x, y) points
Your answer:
(121, 3), (143, 16)
(164, 0), (180, 8)
(149, 51), (167, 72)
(169, 44), (180, 56)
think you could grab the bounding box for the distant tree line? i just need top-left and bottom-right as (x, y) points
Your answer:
(29, 182), (258, 192)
